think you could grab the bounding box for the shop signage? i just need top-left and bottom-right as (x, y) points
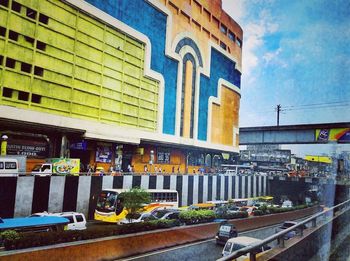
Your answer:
(240, 149), (291, 163)
(70, 140), (87, 150)
(7, 140), (48, 158)
(96, 143), (112, 163)
(157, 149), (170, 164)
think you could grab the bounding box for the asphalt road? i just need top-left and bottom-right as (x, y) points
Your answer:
(118, 224), (280, 261)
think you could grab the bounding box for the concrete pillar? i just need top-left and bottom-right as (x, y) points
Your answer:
(48, 176), (65, 213)
(14, 177), (35, 216)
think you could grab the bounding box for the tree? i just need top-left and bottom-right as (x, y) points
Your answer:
(121, 187), (151, 221)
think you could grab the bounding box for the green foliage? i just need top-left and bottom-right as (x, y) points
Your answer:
(3, 219), (179, 250)
(1, 230), (21, 250)
(179, 209), (216, 224)
(252, 210), (264, 216)
(121, 187), (151, 221)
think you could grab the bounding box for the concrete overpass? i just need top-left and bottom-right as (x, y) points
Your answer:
(239, 122), (350, 145)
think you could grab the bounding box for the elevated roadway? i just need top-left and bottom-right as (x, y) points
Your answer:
(239, 122), (350, 145)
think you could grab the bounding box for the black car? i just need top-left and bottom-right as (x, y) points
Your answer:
(215, 222), (238, 245)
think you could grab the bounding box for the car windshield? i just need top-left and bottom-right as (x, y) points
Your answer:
(224, 242), (246, 253)
(32, 164), (42, 171)
(282, 222), (296, 228)
(96, 191), (118, 212)
(153, 210), (169, 218)
(220, 225), (232, 233)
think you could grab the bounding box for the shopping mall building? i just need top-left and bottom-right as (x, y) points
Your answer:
(0, 0), (242, 173)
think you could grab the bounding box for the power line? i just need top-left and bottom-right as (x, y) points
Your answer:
(283, 101), (350, 109)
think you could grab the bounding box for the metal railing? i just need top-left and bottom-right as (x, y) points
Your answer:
(217, 198), (350, 261)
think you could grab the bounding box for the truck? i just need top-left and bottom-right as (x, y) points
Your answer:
(31, 158), (80, 176)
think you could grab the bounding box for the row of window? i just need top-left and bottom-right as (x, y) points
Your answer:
(150, 192), (178, 202)
(0, 0), (49, 24)
(2, 87), (42, 104)
(168, 0), (242, 51)
(0, 55), (44, 76)
(0, 26), (47, 51)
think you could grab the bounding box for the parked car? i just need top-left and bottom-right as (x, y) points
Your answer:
(30, 211), (87, 230)
(222, 236), (271, 258)
(215, 221), (238, 245)
(151, 209), (180, 219)
(239, 206), (257, 216)
(281, 200), (293, 208)
(227, 205), (240, 214)
(118, 212), (158, 224)
(275, 221), (307, 240)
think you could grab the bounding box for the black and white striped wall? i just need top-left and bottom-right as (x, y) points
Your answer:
(0, 175), (268, 219)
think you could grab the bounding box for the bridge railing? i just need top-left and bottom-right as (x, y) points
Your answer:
(217, 198), (350, 261)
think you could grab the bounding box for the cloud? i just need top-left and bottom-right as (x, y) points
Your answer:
(221, 0), (245, 25)
(241, 13), (279, 82)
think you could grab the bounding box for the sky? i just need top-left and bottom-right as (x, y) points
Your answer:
(222, 0), (350, 156)
(222, 0), (350, 127)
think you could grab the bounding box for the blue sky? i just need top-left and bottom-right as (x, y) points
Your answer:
(222, 0), (350, 127)
(222, 0), (350, 156)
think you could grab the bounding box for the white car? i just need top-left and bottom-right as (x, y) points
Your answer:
(118, 212), (158, 224)
(222, 236), (271, 259)
(30, 211), (87, 230)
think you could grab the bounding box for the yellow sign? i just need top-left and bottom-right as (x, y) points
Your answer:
(1, 140), (7, 155)
(305, 155), (332, 164)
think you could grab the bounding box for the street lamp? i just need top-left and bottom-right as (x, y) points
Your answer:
(1, 134), (8, 156)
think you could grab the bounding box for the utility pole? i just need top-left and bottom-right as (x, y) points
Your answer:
(276, 104), (281, 126)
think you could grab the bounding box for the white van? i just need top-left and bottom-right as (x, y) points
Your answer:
(31, 211), (87, 230)
(0, 157), (18, 177)
(222, 236), (271, 259)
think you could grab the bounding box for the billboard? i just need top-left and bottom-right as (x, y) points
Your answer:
(240, 149), (291, 163)
(316, 128), (350, 143)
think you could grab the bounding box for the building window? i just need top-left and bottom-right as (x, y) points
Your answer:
(0, 55), (3, 66)
(26, 8), (37, 20)
(21, 62), (32, 73)
(220, 24), (227, 34)
(11, 1), (21, 13)
(36, 41), (46, 51)
(0, 26), (5, 37)
(39, 13), (49, 24)
(9, 30), (19, 41)
(24, 36), (34, 44)
(236, 38), (242, 48)
(228, 31), (235, 42)
(220, 41), (227, 50)
(18, 91), (29, 101)
(5, 57), (16, 68)
(2, 87), (13, 98)
(34, 66), (44, 76)
(188, 152), (205, 166)
(0, 0), (9, 8)
(31, 93), (41, 104)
